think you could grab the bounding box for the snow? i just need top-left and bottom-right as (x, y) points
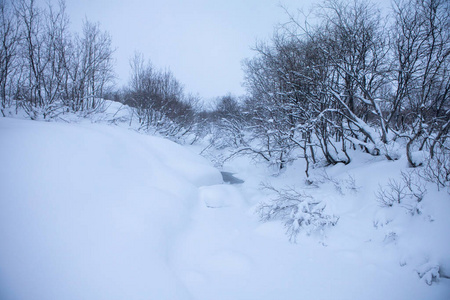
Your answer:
(0, 117), (220, 300)
(199, 184), (244, 208)
(0, 115), (449, 299)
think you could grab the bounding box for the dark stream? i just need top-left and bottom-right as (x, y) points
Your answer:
(220, 172), (244, 184)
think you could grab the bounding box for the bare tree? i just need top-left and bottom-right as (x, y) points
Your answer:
(13, 0), (76, 118)
(75, 19), (115, 111)
(124, 52), (196, 139)
(15, 0), (44, 110)
(241, 0), (449, 177)
(0, 0), (20, 113)
(40, 0), (70, 109)
(310, 0), (393, 157)
(391, 0), (450, 167)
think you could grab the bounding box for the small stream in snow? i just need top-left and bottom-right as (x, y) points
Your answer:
(220, 171), (244, 184)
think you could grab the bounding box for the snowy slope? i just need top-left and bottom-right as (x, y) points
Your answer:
(0, 117), (221, 300)
(0, 116), (449, 300)
(172, 153), (450, 300)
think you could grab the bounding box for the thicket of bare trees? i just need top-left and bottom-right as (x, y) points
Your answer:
(0, 0), (114, 118)
(119, 52), (200, 140)
(0, 0), (211, 142)
(234, 0), (449, 185)
(1, 0), (448, 189)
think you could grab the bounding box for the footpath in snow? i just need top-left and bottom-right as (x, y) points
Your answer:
(0, 117), (449, 299)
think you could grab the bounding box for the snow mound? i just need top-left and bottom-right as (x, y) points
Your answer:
(199, 185), (244, 208)
(0, 118), (221, 300)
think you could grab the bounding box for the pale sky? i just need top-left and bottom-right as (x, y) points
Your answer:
(64, 0), (319, 100)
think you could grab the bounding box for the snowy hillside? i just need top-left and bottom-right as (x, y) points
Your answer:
(0, 117), (221, 300)
(0, 116), (449, 300)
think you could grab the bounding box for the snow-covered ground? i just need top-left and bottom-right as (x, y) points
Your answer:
(0, 112), (449, 299)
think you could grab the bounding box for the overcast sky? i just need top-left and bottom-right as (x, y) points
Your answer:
(63, 0), (321, 100)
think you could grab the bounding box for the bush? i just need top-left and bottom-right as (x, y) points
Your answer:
(375, 170), (427, 215)
(257, 185), (339, 242)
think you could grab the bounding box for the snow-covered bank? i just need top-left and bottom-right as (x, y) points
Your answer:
(173, 152), (450, 300)
(0, 117), (221, 300)
(0, 116), (449, 299)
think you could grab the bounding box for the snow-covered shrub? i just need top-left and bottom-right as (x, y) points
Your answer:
(416, 262), (441, 286)
(383, 231), (398, 245)
(376, 179), (407, 207)
(376, 170), (426, 214)
(310, 171), (360, 195)
(18, 100), (65, 120)
(344, 174), (360, 192)
(257, 185), (339, 242)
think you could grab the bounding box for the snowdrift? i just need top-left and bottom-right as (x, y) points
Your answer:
(0, 118), (221, 300)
